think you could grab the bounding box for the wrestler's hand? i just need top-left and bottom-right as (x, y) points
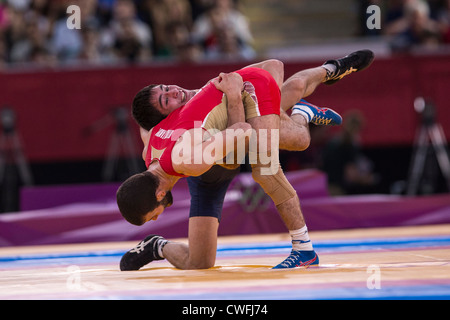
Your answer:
(212, 72), (246, 126)
(211, 72), (243, 102)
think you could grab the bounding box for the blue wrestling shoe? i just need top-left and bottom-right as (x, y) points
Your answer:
(272, 250), (319, 269)
(120, 234), (168, 271)
(292, 99), (342, 126)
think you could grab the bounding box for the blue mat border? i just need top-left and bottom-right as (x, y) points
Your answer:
(1, 235), (449, 264)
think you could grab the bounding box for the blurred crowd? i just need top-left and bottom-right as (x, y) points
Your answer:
(360, 0), (450, 51)
(2, 0), (450, 69)
(0, 0), (256, 68)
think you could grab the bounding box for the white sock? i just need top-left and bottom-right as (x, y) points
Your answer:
(322, 63), (337, 72)
(157, 238), (168, 258)
(290, 226), (313, 251)
(291, 105), (314, 123)
(321, 63), (337, 77)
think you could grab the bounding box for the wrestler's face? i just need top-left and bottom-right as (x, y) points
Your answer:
(151, 84), (196, 115)
(144, 190), (173, 222)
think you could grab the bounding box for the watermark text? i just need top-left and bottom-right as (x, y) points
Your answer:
(366, 5), (381, 30)
(66, 5), (81, 29)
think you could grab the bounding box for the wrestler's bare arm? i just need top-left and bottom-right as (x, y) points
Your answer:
(172, 121), (251, 177)
(173, 72), (251, 176)
(140, 127), (150, 161)
(212, 72), (245, 126)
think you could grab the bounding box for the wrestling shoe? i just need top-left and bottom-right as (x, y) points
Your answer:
(272, 250), (319, 269)
(120, 234), (168, 271)
(323, 49), (374, 85)
(292, 99), (342, 126)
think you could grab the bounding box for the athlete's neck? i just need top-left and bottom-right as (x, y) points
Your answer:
(148, 161), (180, 190)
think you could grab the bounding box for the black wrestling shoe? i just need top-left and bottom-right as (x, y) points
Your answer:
(120, 234), (168, 271)
(323, 50), (374, 85)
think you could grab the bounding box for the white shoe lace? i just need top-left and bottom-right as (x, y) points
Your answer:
(129, 238), (154, 254)
(279, 252), (300, 267)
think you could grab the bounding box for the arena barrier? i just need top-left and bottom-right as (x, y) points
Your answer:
(1, 169), (449, 246)
(1, 54), (450, 163)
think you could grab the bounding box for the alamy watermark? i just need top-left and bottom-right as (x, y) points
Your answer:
(66, 4), (382, 31)
(366, 5), (381, 30)
(66, 265), (103, 291)
(366, 264), (381, 289)
(66, 5), (81, 30)
(65, 264), (382, 291)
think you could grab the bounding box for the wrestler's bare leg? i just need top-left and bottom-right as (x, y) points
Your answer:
(162, 216), (219, 269)
(280, 67), (327, 112)
(278, 67), (328, 149)
(246, 60), (328, 151)
(247, 114), (318, 269)
(279, 111), (311, 151)
(248, 114), (306, 231)
(245, 59), (327, 112)
(244, 59), (284, 88)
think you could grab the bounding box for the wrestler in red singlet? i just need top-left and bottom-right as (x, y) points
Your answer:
(145, 67), (281, 177)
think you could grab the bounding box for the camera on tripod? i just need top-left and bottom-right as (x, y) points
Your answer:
(407, 97), (450, 195)
(414, 97), (435, 127)
(0, 106), (34, 212)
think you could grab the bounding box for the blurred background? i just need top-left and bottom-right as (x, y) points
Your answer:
(0, 0), (449, 217)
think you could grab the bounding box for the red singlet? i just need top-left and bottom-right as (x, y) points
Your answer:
(145, 67), (280, 176)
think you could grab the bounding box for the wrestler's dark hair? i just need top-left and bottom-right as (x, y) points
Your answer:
(116, 171), (161, 226)
(132, 84), (167, 131)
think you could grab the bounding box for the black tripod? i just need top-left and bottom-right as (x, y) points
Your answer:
(0, 107), (33, 212)
(85, 107), (141, 182)
(406, 98), (450, 195)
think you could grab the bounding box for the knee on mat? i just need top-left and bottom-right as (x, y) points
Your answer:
(188, 258), (215, 270)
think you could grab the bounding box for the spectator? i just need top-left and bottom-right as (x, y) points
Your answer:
(191, 0), (254, 60)
(101, 0), (152, 62)
(0, 33), (6, 70)
(97, 0), (115, 27)
(3, 7), (39, 64)
(79, 19), (114, 64)
(5, 0), (31, 11)
(0, 3), (9, 68)
(383, 0), (441, 51)
(140, 0), (192, 57)
(189, 0), (215, 20)
(0, 0), (257, 66)
(18, 14), (55, 65)
(207, 8), (255, 60)
(437, 0), (450, 43)
(321, 111), (379, 195)
(0, 2), (10, 32)
(163, 21), (202, 61)
(49, 0), (99, 63)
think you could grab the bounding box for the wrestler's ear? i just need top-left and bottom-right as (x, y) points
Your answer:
(156, 190), (166, 202)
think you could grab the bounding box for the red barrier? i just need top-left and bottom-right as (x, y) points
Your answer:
(2, 169), (450, 246)
(1, 54), (449, 162)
